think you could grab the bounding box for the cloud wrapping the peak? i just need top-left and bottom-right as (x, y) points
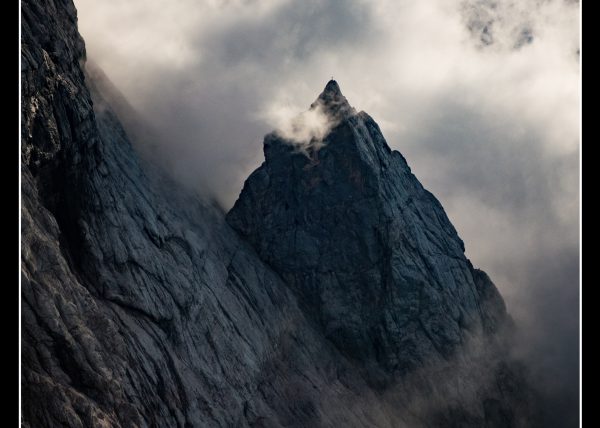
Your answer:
(262, 101), (333, 148)
(74, 0), (580, 425)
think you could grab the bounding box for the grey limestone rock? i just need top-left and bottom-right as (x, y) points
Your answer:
(227, 81), (508, 375)
(21, 0), (539, 426)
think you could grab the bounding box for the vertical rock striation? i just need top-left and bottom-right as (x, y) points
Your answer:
(21, 1), (395, 426)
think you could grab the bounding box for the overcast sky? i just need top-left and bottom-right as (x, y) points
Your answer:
(74, 0), (580, 424)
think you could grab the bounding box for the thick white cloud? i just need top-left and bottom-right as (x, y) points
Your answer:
(74, 0), (580, 424)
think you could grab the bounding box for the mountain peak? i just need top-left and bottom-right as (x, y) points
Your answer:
(311, 79), (356, 120)
(316, 79), (344, 103)
(228, 87), (509, 377)
(323, 79), (342, 95)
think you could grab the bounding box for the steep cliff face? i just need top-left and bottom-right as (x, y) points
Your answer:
(226, 82), (539, 425)
(21, 0), (537, 426)
(21, 1), (395, 426)
(227, 81), (508, 375)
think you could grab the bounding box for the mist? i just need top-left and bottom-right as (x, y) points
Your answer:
(73, 0), (580, 425)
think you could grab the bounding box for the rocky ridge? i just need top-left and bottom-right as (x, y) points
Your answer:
(21, 0), (538, 426)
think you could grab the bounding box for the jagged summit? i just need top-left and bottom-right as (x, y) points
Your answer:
(310, 79), (356, 120)
(321, 79), (343, 96)
(228, 85), (509, 377)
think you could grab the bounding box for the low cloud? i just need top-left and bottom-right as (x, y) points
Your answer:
(261, 101), (333, 150)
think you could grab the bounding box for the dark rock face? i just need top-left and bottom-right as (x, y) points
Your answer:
(21, 1), (397, 426)
(21, 0), (539, 426)
(227, 82), (507, 375)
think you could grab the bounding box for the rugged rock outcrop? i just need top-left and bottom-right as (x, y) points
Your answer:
(21, 0), (538, 426)
(21, 1), (394, 426)
(227, 81), (508, 377)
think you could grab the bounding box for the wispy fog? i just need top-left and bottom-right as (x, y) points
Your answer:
(74, 0), (580, 425)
